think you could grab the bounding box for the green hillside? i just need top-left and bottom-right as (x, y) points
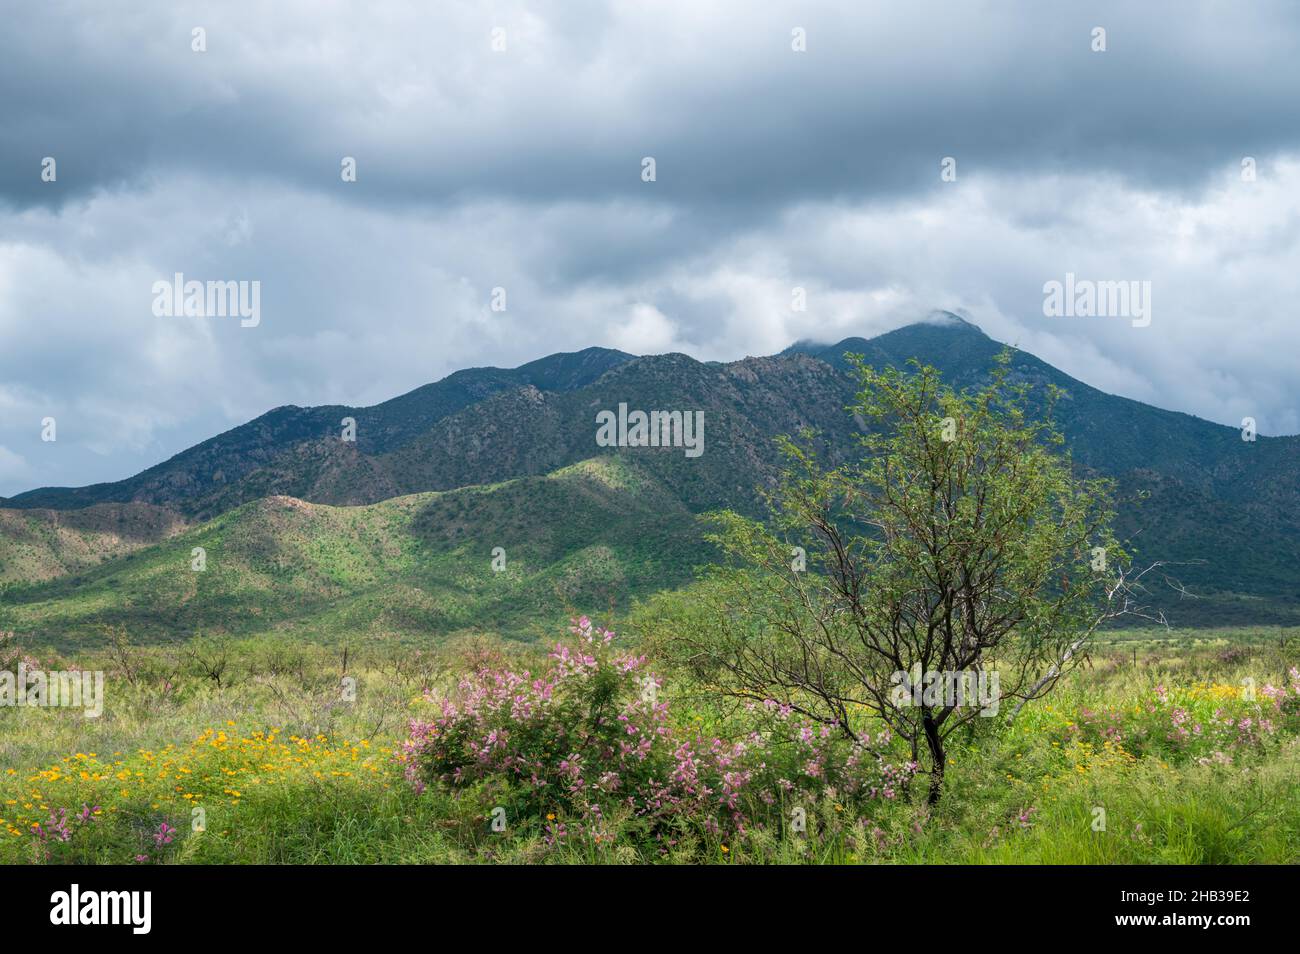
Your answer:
(0, 456), (708, 648)
(0, 503), (184, 585)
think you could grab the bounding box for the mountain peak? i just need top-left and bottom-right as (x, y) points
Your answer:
(919, 309), (983, 333)
(781, 311), (989, 366)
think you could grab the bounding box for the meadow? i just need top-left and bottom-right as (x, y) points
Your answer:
(2, 623), (1297, 865)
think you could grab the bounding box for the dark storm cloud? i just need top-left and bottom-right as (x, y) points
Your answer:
(3, 1), (1299, 213)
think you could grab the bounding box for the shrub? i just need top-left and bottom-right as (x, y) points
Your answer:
(401, 618), (916, 849)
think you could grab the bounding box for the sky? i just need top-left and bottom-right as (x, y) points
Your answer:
(2, 0), (1299, 498)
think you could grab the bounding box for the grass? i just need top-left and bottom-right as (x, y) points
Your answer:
(1, 625), (1297, 865)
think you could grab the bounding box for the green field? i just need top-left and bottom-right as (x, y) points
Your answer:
(3, 624), (1296, 864)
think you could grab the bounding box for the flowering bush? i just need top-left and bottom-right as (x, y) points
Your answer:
(29, 803), (101, 862)
(0, 630), (39, 672)
(402, 618), (915, 847)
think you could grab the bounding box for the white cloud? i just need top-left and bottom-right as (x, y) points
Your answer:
(0, 446), (31, 485)
(610, 304), (681, 354)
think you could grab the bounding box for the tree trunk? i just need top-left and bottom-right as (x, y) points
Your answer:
(922, 712), (945, 805)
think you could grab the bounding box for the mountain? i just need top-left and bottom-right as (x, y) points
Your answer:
(4, 314), (1299, 644)
(1, 347), (636, 518)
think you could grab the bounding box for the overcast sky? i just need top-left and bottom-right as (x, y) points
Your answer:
(2, 1), (1299, 497)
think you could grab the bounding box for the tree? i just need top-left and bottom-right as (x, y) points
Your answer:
(650, 352), (1166, 805)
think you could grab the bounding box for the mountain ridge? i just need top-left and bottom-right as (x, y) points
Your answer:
(5, 316), (1288, 512)
(4, 314), (1298, 634)
(1, 346), (638, 515)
